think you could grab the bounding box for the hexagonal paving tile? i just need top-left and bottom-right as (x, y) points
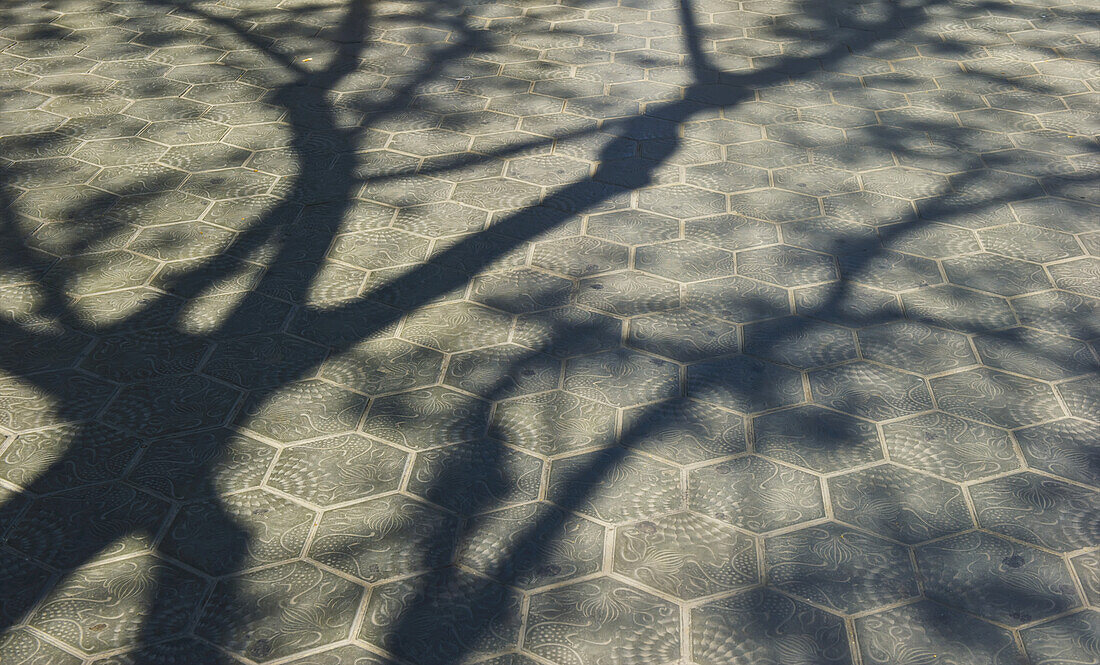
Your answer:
(685, 213), (778, 251)
(689, 356), (805, 413)
(549, 449), (681, 523)
(458, 501), (605, 589)
(399, 301), (513, 352)
(615, 511), (758, 599)
(838, 249), (942, 293)
(738, 245), (837, 287)
(320, 338), (443, 397)
(51, 250), (160, 296)
(239, 379), (366, 443)
(532, 236), (629, 277)
(1016, 418), (1100, 487)
(359, 569), (521, 664)
(362, 386), (489, 450)
(564, 348), (679, 407)
(576, 271), (680, 316)
(525, 577), (680, 665)
(1012, 290), (1099, 341)
(636, 240), (736, 282)
(162, 488), (314, 574)
(856, 601), (1022, 665)
(126, 427), (275, 502)
(809, 362), (932, 421)
(931, 368), (1064, 428)
(943, 253), (1052, 296)
(102, 375), (240, 438)
(202, 333), (327, 389)
(915, 531), (1080, 626)
(0, 628), (81, 665)
(6, 422), (138, 494)
(969, 472), (1100, 552)
(196, 560), (363, 662)
(1049, 257), (1100, 298)
(585, 209), (679, 245)
(512, 305), (622, 358)
(829, 464), (973, 543)
(29, 554), (204, 656)
(267, 434), (408, 505)
(622, 397), (746, 463)
(903, 284), (1017, 333)
(490, 390), (616, 456)
(858, 321), (976, 375)
(308, 494), (458, 583)
(689, 455), (824, 533)
(692, 588), (851, 665)
(444, 344), (560, 399)
(743, 316), (858, 368)
(407, 439), (542, 515)
(470, 267), (573, 313)
(329, 229), (430, 270)
(685, 275), (791, 323)
(1021, 610), (1100, 665)
(882, 412), (1018, 482)
(766, 523), (920, 615)
(627, 309), (740, 362)
(754, 405), (882, 473)
(972, 327), (1097, 381)
(1058, 375), (1100, 421)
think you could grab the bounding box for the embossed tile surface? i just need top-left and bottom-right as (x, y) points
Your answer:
(0, 0), (1097, 661)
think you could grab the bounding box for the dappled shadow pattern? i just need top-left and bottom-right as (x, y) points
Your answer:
(0, 0), (1098, 661)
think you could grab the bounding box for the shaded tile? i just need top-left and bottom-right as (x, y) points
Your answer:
(239, 379), (366, 443)
(766, 523), (919, 614)
(491, 390), (616, 456)
(319, 338), (443, 396)
(162, 488), (313, 574)
(399, 301), (513, 352)
(692, 588), (851, 665)
(309, 494), (458, 583)
(362, 386), (489, 450)
(857, 601), (1022, 665)
(743, 316), (858, 368)
(882, 412), (1018, 482)
(970, 472), (1100, 552)
(525, 577), (680, 665)
(754, 405), (882, 473)
(102, 375), (239, 437)
(512, 306), (622, 358)
(359, 569), (520, 665)
(267, 434), (408, 505)
(458, 501), (605, 588)
(576, 271), (680, 316)
(809, 362), (931, 421)
(29, 555), (204, 656)
(1022, 610), (1100, 665)
(407, 439), (542, 515)
(689, 355), (805, 413)
(1016, 418), (1100, 487)
(915, 531), (1080, 626)
(622, 397), (747, 463)
(549, 449), (681, 523)
(689, 455), (825, 533)
(0, 423), (139, 493)
(197, 561), (363, 662)
(829, 464), (973, 543)
(931, 368), (1064, 428)
(564, 349), (680, 407)
(615, 511), (758, 599)
(444, 344), (560, 399)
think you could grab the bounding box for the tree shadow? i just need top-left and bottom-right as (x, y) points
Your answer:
(0, 0), (1097, 661)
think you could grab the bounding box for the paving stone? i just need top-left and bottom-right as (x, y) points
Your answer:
(2, 1), (1098, 661)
